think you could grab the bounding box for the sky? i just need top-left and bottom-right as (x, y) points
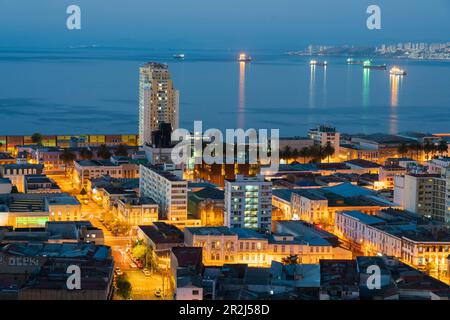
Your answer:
(0, 0), (449, 50)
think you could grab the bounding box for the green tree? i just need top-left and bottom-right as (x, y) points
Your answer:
(299, 147), (309, 163)
(31, 133), (43, 146)
(281, 254), (299, 265)
(132, 244), (148, 261)
(79, 148), (94, 160)
(437, 140), (448, 156)
(114, 144), (129, 157)
(60, 148), (76, 174)
(423, 140), (435, 161)
(291, 148), (300, 162)
(323, 141), (335, 163)
(397, 143), (408, 158)
(97, 144), (112, 159)
(281, 146), (292, 163)
(115, 275), (132, 300)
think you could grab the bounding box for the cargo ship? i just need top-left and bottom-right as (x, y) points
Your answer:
(390, 66), (407, 76)
(310, 59), (327, 66)
(238, 53), (252, 62)
(363, 60), (386, 70)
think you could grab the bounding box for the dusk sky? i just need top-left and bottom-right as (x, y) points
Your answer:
(1, 0), (449, 49)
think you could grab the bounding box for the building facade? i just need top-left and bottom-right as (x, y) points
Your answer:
(138, 62), (179, 146)
(224, 175), (272, 231)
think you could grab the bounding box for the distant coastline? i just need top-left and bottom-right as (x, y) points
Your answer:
(287, 41), (450, 61)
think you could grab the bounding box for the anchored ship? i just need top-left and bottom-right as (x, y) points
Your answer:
(390, 66), (407, 76)
(238, 53), (252, 62)
(310, 59), (327, 66)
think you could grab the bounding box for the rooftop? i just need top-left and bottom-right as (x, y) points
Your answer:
(340, 210), (385, 225)
(138, 222), (184, 244)
(345, 159), (381, 168)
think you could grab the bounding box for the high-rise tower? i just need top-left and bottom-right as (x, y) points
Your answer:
(138, 62), (179, 146)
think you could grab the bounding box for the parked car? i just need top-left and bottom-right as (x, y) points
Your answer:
(142, 268), (151, 277)
(115, 267), (123, 276)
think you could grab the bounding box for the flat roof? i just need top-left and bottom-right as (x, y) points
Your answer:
(75, 160), (117, 167)
(346, 159), (381, 168)
(340, 210), (385, 225)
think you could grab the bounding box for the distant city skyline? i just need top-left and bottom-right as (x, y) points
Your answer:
(0, 0), (449, 50)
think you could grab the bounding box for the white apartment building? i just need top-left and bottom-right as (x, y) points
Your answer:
(308, 125), (340, 156)
(291, 190), (329, 224)
(184, 226), (340, 267)
(224, 175), (272, 231)
(138, 62), (179, 146)
(335, 210), (450, 273)
(394, 173), (446, 222)
(139, 164), (187, 221)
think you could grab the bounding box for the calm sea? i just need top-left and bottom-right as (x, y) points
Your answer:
(0, 47), (449, 136)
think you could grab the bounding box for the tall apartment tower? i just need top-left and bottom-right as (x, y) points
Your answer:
(138, 62), (179, 146)
(308, 124), (340, 156)
(224, 175), (272, 231)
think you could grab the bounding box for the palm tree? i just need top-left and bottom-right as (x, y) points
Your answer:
(60, 149), (76, 175)
(437, 140), (448, 156)
(97, 144), (112, 160)
(323, 141), (335, 163)
(291, 148), (300, 162)
(281, 146), (292, 163)
(79, 148), (94, 160)
(308, 145), (326, 163)
(31, 133), (43, 146)
(299, 147), (309, 163)
(397, 143), (408, 158)
(409, 142), (423, 161)
(114, 144), (129, 157)
(423, 140), (435, 161)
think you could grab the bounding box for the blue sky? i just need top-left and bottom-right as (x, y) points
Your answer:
(1, 0), (449, 49)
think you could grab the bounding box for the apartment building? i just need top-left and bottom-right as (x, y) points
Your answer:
(308, 125), (340, 156)
(335, 210), (450, 273)
(138, 62), (179, 146)
(139, 164), (187, 221)
(184, 225), (350, 267)
(224, 175), (272, 231)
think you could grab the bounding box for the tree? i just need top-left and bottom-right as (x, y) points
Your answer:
(397, 143), (408, 158)
(423, 140), (435, 161)
(132, 244), (148, 261)
(97, 144), (112, 159)
(409, 142), (422, 161)
(437, 140), (448, 156)
(60, 148), (76, 174)
(281, 146), (292, 163)
(281, 254), (299, 265)
(323, 141), (335, 163)
(115, 275), (132, 300)
(31, 133), (43, 146)
(79, 148), (94, 160)
(299, 147), (309, 164)
(114, 144), (129, 157)
(308, 145), (326, 163)
(291, 148), (300, 162)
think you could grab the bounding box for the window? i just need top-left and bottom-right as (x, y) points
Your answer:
(192, 290), (199, 295)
